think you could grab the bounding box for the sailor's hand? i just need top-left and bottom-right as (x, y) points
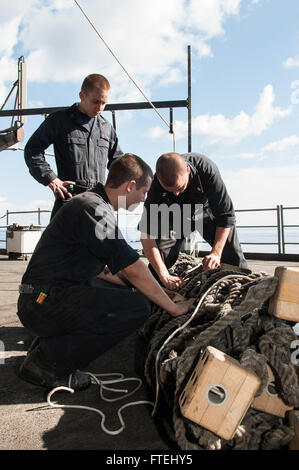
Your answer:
(170, 298), (195, 317)
(48, 178), (76, 200)
(163, 287), (176, 298)
(160, 272), (185, 291)
(202, 252), (221, 271)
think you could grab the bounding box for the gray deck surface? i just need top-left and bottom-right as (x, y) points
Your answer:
(1, 255), (299, 451)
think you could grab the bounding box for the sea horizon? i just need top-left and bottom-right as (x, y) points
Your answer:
(1, 226), (298, 255)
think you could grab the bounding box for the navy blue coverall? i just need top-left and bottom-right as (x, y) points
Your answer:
(24, 103), (123, 217)
(17, 185), (150, 376)
(138, 153), (248, 273)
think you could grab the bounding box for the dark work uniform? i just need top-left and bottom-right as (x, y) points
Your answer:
(139, 153), (248, 275)
(17, 184), (150, 376)
(24, 103), (123, 218)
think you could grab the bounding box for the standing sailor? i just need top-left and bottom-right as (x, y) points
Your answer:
(24, 74), (123, 218)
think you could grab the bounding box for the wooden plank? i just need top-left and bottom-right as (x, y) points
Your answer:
(180, 346), (260, 440)
(252, 364), (293, 417)
(269, 267), (299, 321)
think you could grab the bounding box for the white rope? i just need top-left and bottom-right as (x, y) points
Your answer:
(47, 372), (154, 436)
(151, 274), (246, 416)
(73, 0), (176, 152)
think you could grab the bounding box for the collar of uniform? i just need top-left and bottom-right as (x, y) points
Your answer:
(186, 161), (203, 193)
(92, 183), (112, 206)
(69, 103), (96, 132)
(69, 103), (82, 121)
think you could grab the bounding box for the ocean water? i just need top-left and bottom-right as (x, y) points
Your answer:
(121, 226), (299, 254)
(1, 226), (298, 254)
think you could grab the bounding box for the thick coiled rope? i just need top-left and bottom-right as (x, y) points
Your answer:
(141, 254), (299, 450)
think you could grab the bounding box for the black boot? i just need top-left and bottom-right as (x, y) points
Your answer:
(19, 347), (91, 391)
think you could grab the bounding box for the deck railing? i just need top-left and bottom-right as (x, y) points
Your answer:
(0, 208), (50, 228)
(234, 205), (298, 255)
(0, 205), (298, 256)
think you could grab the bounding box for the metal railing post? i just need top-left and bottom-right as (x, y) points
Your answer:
(280, 204), (285, 254)
(111, 110), (116, 130)
(276, 205), (281, 254)
(187, 44), (192, 152)
(169, 107), (173, 135)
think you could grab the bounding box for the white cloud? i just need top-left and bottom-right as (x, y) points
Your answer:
(0, 1), (38, 102)
(0, 197), (52, 213)
(237, 152), (257, 159)
(0, 0), (37, 23)
(218, 135), (299, 163)
(0, 20), (21, 103)
(148, 85), (293, 147)
(24, 200), (53, 211)
(0, 56), (18, 84)
(283, 55), (299, 69)
(186, 0), (242, 38)
(0, 0), (245, 103)
(28, 99), (45, 108)
(157, 68), (186, 87)
(291, 80), (299, 105)
(261, 135), (299, 153)
(0, 17), (22, 56)
(223, 164), (299, 212)
(148, 126), (169, 140)
(223, 152), (258, 160)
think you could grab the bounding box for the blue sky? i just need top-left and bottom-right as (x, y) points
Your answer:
(0, 0), (299, 228)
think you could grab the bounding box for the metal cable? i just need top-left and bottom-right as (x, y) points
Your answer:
(73, 0), (176, 151)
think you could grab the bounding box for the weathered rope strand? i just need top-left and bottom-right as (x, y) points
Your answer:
(142, 254), (299, 450)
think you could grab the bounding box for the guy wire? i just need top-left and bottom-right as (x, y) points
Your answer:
(74, 0), (176, 151)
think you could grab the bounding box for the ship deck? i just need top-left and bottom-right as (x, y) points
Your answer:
(1, 254), (299, 453)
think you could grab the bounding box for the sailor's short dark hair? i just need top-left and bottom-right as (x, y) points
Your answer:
(156, 152), (186, 187)
(106, 154), (153, 189)
(81, 74), (110, 92)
